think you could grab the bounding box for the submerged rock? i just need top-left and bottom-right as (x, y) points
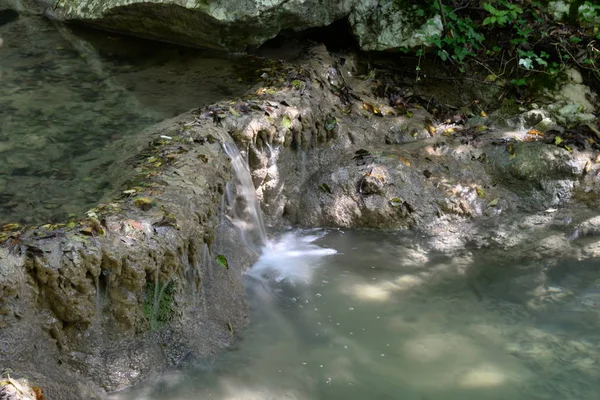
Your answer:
(45, 0), (440, 52)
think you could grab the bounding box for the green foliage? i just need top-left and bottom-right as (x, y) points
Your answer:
(404, 0), (600, 89)
(216, 254), (229, 269)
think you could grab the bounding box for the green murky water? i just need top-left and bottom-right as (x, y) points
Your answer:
(0, 12), (262, 225)
(115, 229), (600, 400)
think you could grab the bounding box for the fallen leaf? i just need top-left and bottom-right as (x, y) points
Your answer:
(398, 156), (411, 166)
(134, 197), (153, 211)
(362, 102), (383, 116)
(79, 226), (95, 236)
(476, 186), (486, 198)
(528, 129), (543, 136)
(2, 223), (20, 232)
(544, 208), (558, 213)
(506, 143), (515, 155)
(124, 219), (144, 230)
(216, 254), (229, 269)
(319, 183), (333, 194)
(554, 136), (563, 145)
(32, 386), (45, 400)
(487, 198), (499, 207)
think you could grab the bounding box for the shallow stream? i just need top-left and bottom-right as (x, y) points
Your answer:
(0, 11), (262, 224)
(115, 229), (600, 400)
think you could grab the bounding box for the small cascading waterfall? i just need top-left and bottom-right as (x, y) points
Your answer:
(221, 140), (269, 256)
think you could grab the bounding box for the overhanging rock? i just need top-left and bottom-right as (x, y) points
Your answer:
(44, 0), (442, 52)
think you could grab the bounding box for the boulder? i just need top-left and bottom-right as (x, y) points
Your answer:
(44, 0), (441, 52)
(0, 116), (256, 398)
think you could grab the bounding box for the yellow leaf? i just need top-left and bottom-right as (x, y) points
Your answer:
(476, 187), (486, 198)
(507, 143), (515, 155)
(79, 226), (95, 236)
(134, 197), (153, 210)
(554, 136), (563, 145)
(398, 156), (411, 166)
(480, 110), (487, 117)
(2, 223), (20, 232)
(362, 102), (383, 116)
(528, 129), (543, 136)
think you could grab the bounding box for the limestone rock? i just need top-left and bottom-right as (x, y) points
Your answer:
(46, 0), (441, 52)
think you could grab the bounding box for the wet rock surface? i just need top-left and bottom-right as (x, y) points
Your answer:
(1, 116), (256, 398)
(0, 42), (598, 398)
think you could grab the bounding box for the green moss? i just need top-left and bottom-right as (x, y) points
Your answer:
(143, 279), (175, 330)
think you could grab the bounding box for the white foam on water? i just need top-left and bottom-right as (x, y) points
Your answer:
(247, 230), (337, 284)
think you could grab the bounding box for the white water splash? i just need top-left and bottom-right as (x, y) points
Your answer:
(247, 230), (337, 284)
(221, 139), (336, 282)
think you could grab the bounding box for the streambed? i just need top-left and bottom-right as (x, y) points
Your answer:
(0, 12), (262, 225)
(115, 229), (600, 400)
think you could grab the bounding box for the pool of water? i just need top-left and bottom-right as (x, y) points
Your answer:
(114, 229), (600, 400)
(0, 10), (263, 225)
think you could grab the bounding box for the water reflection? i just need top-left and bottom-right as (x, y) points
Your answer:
(114, 230), (600, 400)
(0, 13), (262, 224)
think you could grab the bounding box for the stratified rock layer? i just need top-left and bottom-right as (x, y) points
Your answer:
(45, 0), (441, 51)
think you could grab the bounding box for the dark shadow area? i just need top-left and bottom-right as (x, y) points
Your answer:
(254, 16), (359, 61)
(0, 8), (18, 27)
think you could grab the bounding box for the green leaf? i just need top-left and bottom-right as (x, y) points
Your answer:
(483, 3), (496, 14)
(488, 198), (499, 207)
(216, 255), (229, 269)
(483, 16), (495, 26)
(554, 136), (563, 145)
(319, 183), (333, 194)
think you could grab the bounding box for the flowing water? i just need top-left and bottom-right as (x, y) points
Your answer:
(0, 9), (264, 225)
(221, 140), (269, 256)
(5, 8), (599, 400)
(114, 228), (600, 400)
(113, 140), (600, 400)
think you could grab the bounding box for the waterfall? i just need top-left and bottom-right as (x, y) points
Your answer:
(221, 140), (269, 256)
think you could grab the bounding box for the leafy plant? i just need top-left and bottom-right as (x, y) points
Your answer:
(400, 0), (600, 90)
